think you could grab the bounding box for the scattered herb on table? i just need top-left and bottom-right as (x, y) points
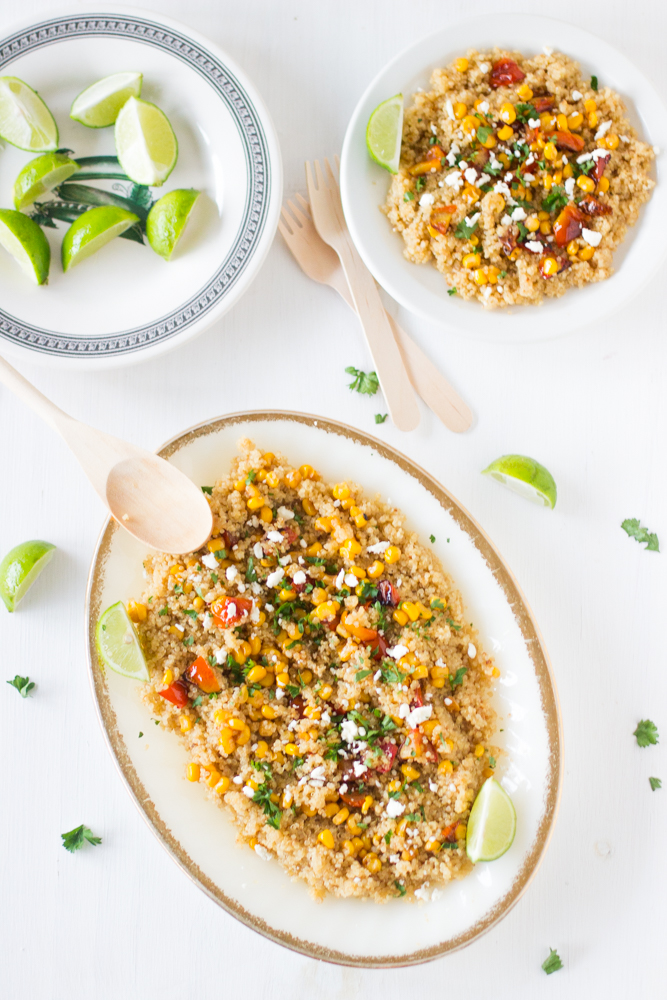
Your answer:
(345, 366), (379, 395)
(375, 413), (388, 424)
(7, 675), (35, 698)
(429, 534), (436, 543)
(61, 824), (102, 853)
(634, 719), (659, 747)
(591, 75), (598, 91)
(542, 948), (563, 975)
(621, 518), (659, 551)
(649, 777), (662, 791)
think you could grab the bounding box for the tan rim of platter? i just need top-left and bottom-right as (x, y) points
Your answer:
(85, 410), (563, 968)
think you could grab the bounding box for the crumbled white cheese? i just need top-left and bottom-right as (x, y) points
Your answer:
(458, 160), (468, 171)
(250, 604), (260, 623)
(353, 761), (367, 778)
(344, 573), (358, 588)
(435, 657), (445, 668)
(242, 785), (255, 798)
(429, 781), (438, 792)
(619, 134), (629, 143)
(226, 565), (237, 581)
(292, 570), (306, 585)
(233, 775), (243, 784)
(501, 213), (512, 226)
(279, 555), (291, 566)
(419, 192), (435, 207)
(571, 89), (582, 101)
(203, 612), (212, 629)
(366, 540), (390, 554)
(564, 177), (575, 197)
(444, 697), (452, 706)
(254, 844), (272, 861)
(464, 167), (478, 185)
(479, 62), (489, 73)
(266, 530), (283, 543)
(543, 44), (553, 55)
(445, 98), (455, 120)
(373, 670), (382, 682)
(265, 603), (274, 612)
(387, 644), (409, 660)
(592, 147), (610, 161)
(335, 568), (345, 589)
(430, 123), (437, 134)
(202, 552), (218, 569)
(468, 642), (477, 658)
(253, 542), (263, 559)
(277, 506), (294, 520)
(511, 206), (527, 222)
(493, 181), (514, 203)
(406, 705), (433, 729)
(595, 120), (612, 139)
(444, 169), (463, 190)
(341, 719), (359, 743)
(214, 647), (225, 664)
(398, 703), (410, 719)
(467, 212), (480, 227)
(310, 765), (326, 781)
(386, 799), (405, 818)
(266, 568), (285, 587)
(174, 623), (184, 632)
(528, 117), (540, 128)
(582, 227), (602, 247)
(525, 240), (544, 253)
(577, 151), (593, 163)
(389, 853), (401, 864)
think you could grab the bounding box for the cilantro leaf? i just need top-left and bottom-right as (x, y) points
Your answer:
(252, 784), (282, 829)
(375, 413), (388, 424)
(542, 186), (568, 213)
(476, 125), (493, 144)
(591, 75), (598, 91)
(634, 719), (659, 747)
(482, 159), (503, 176)
(650, 777), (662, 791)
(447, 287), (457, 296)
(621, 519), (660, 552)
(245, 555), (257, 583)
(415, 176), (426, 192)
(355, 669), (373, 681)
(61, 824), (102, 853)
(201, 486), (213, 495)
(513, 102), (537, 123)
(403, 191), (414, 202)
(394, 880), (407, 897)
(381, 662), (404, 685)
(182, 635), (194, 647)
(6, 675), (35, 698)
(454, 218), (478, 240)
(450, 667), (468, 687)
(429, 534), (435, 543)
(542, 949), (563, 975)
(345, 366), (380, 396)
(430, 598), (445, 611)
(158, 607), (168, 616)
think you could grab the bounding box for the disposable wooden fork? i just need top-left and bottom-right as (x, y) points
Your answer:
(279, 194), (472, 433)
(305, 158), (420, 432)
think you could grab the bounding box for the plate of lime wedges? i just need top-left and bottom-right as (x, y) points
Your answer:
(0, 8), (282, 368)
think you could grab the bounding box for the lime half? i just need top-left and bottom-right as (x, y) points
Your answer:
(146, 188), (200, 260)
(115, 96), (178, 186)
(366, 94), (403, 173)
(14, 152), (80, 210)
(482, 454), (557, 509)
(466, 777), (517, 862)
(96, 601), (149, 681)
(0, 76), (58, 151)
(0, 210), (51, 284)
(61, 205), (140, 272)
(0, 540), (56, 611)
(70, 71), (143, 128)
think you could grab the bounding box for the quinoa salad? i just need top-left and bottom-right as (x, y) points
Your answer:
(128, 441), (499, 901)
(383, 48), (655, 307)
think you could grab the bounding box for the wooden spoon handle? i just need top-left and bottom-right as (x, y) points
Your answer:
(0, 353), (69, 432)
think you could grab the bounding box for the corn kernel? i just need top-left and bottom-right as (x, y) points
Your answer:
(577, 175), (596, 193)
(393, 609), (409, 627)
(454, 57), (468, 72)
(332, 483), (350, 500)
(180, 715), (194, 733)
(340, 538), (362, 559)
(461, 114), (478, 134)
(342, 839), (357, 857)
(526, 215), (540, 233)
(400, 601), (420, 622)
(162, 669), (174, 687)
(301, 498), (316, 517)
(517, 83), (533, 100)
(284, 469), (302, 488)
(233, 479), (245, 492)
(584, 98), (597, 113)
(474, 744), (485, 757)
(588, 111), (598, 128)
(276, 672), (291, 687)
(299, 464), (318, 480)
(261, 705), (278, 721)
(497, 124), (514, 141)
(187, 763), (200, 782)
(455, 823), (467, 840)
(543, 142), (557, 161)
(604, 133), (619, 150)
(537, 211), (550, 221)
(324, 802), (340, 818)
(127, 600), (147, 623)
(480, 132), (496, 149)
(284, 743), (300, 756)
(314, 600), (341, 621)
(540, 220), (552, 235)
(473, 267), (487, 286)
(253, 740), (269, 760)
(204, 766), (221, 787)
(578, 245), (595, 261)
(260, 506), (273, 523)
(426, 839), (441, 852)
(411, 664), (429, 680)
(597, 176), (610, 194)
(462, 252), (481, 269)
(401, 764), (420, 781)
(568, 111), (583, 130)
(318, 829), (335, 849)
(383, 545), (401, 564)
(492, 667), (501, 678)
(266, 472), (280, 488)
(214, 776), (231, 794)
(438, 760), (454, 775)
(306, 541), (323, 556)
(541, 256), (558, 276)
(361, 795), (373, 815)
(498, 101), (516, 125)
(247, 496), (265, 511)
(453, 101), (467, 119)
(363, 852), (382, 873)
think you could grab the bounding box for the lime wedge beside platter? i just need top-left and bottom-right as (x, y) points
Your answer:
(366, 93), (404, 173)
(0, 209), (51, 284)
(61, 206), (140, 272)
(482, 454), (557, 509)
(146, 188), (200, 260)
(96, 601), (149, 681)
(70, 71), (143, 128)
(115, 96), (178, 186)
(466, 777), (517, 863)
(0, 76), (58, 151)
(0, 540), (56, 611)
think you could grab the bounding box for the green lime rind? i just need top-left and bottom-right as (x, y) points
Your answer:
(96, 601), (149, 681)
(114, 96), (178, 187)
(70, 71), (143, 128)
(146, 188), (200, 260)
(482, 454), (557, 509)
(0, 209), (51, 284)
(0, 540), (56, 611)
(14, 153), (80, 210)
(366, 94), (404, 174)
(466, 777), (517, 863)
(61, 205), (140, 272)
(0, 76), (58, 151)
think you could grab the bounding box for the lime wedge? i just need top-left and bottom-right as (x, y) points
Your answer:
(14, 152), (80, 210)
(0, 540), (56, 611)
(466, 777), (517, 862)
(70, 71), (143, 128)
(366, 94), (403, 173)
(482, 454), (557, 509)
(96, 601), (149, 681)
(0, 76), (58, 151)
(61, 205), (140, 272)
(0, 209), (50, 284)
(115, 96), (178, 186)
(146, 188), (200, 260)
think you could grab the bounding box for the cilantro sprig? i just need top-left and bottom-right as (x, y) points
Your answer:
(454, 218), (478, 240)
(634, 719), (659, 747)
(345, 366), (379, 395)
(621, 519), (659, 552)
(61, 825), (102, 853)
(252, 783), (282, 830)
(649, 777), (662, 791)
(7, 675), (35, 698)
(542, 948), (563, 975)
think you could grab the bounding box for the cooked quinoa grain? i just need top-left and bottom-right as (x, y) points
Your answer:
(132, 441), (498, 901)
(383, 48), (655, 307)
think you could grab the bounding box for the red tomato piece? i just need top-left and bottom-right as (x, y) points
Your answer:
(211, 596), (252, 628)
(442, 820), (459, 843)
(489, 58), (526, 88)
(592, 152), (611, 181)
(378, 580), (400, 607)
(552, 130), (585, 153)
(577, 194), (612, 217)
(187, 655), (221, 694)
(375, 740), (399, 773)
(340, 789), (367, 809)
(367, 632), (388, 661)
(553, 203), (584, 246)
(532, 96), (555, 112)
(412, 685), (425, 708)
(159, 679), (189, 707)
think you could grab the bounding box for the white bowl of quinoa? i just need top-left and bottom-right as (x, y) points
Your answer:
(86, 412), (561, 966)
(340, 14), (667, 341)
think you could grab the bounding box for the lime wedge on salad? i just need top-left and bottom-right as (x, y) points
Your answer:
(70, 71), (143, 128)
(115, 96), (178, 186)
(0, 76), (58, 151)
(61, 205), (140, 272)
(466, 777), (517, 862)
(482, 454), (557, 509)
(0, 209), (51, 284)
(0, 540), (56, 611)
(366, 94), (404, 173)
(146, 188), (200, 260)
(14, 152), (80, 210)
(96, 601), (149, 681)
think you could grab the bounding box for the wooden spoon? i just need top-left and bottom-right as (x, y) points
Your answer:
(0, 354), (212, 554)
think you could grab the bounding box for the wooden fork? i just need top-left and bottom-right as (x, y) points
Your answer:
(306, 158), (420, 432)
(278, 195), (473, 433)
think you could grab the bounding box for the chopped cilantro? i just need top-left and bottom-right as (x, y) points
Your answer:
(454, 218), (478, 240)
(381, 663), (404, 685)
(211, 573), (218, 584)
(621, 518), (659, 552)
(415, 176), (426, 192)
(542, 949), (563, 975)
(488, 755), (496, 768)
(482, 159), (503, 176)
(191, 695), (203, 708)
(476, 125), (493, 144)
(61, 825), (102, 853)
(245, 555), (257, 582)
(591, 75), (598, 91)
(513, 102), (537, 123)
(404, 191), (414, 201)
(450, 667), (468, 687)
(345, 366), (380, 395)
(252, 784), (282, 829)
(246, 469), (257, 483)
(634, 719), (659, 747)
(375, 413), (388, 424)
(516, 220), (528, 241)
(429, 534), (435, 543)
(138, 732), (143, 738)
(355, 669), (373, 681)
(173, 584), (183, 594)
(542, 186), (568, 213)
(290, 756), (305, 771)
(184, 609), (198, 619)
(7, 675), (35, 698)
(447, 287), (457, 296)
(650, 777), (662, 791)
(430, 598), (445, 610)
(394, 880), (407, 897)
(201, 486), (213, 495)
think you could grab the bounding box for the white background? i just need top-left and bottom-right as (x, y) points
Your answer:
(1, 1), (665, 997)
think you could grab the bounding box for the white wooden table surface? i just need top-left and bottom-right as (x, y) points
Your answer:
(1, 1), (665, 997)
